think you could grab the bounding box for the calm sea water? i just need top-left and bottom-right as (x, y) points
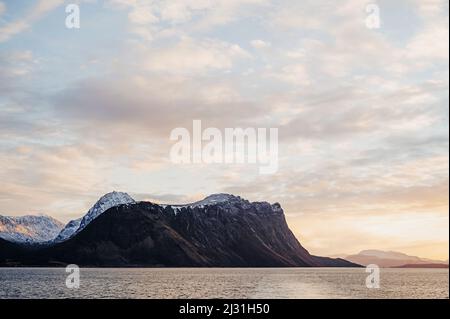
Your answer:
(0, 268), (448, 299)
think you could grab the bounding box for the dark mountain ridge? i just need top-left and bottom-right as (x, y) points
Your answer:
(0, 195), (360, 267)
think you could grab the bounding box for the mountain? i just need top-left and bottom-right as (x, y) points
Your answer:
(397, 263), (449, 269)
(0, 193), (359, 267)
(0, 238), (24, 265)
(0, 215), (64, 243)
(53, 218), (81, 242)
(170, 193), (244, 208)
(53, 191), (135, 242)
(345, 250), (448, 268)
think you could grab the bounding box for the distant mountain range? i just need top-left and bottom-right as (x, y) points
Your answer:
(0, 192), (135, 245)
(0, 192), (359, 267)
(345, 250), (449, 268)
(0, 215), (63, 243)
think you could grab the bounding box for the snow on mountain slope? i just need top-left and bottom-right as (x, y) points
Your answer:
(169, 194), (246, 211)
(53, 218), (81, 242)
(166, 193), (282, 215)
(191, 194), (243, 206)
(0, 215), (64, 243)
(53, 191), (135, 242)
(78, 191), (135, 231)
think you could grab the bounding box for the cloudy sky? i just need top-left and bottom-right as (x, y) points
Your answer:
(0, 0), (448, 260)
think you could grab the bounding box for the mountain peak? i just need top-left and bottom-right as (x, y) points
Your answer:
(0, 214), (64, 243)
(358, 249), (418, 260)
(1, 195), (358, 268)
(199, 193), (243, 204)
(77, 191), (136, 231)
(53, 191), (136, 242)
(96, 191), (134, 204)
(346, 249), (448, 267)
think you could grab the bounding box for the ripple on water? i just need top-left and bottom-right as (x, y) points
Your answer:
(0, 268), (448, 299)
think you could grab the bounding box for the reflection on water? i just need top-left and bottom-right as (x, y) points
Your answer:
(0, 268), (448, 299)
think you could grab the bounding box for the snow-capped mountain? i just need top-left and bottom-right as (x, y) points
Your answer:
(0, 215), (64, 243)
(52, 218), (81, 242)
(190, 193), (244, 207)
(0, 193), (360, 267)
(53, 191), (135, 242)
(169, 193), (249, 211)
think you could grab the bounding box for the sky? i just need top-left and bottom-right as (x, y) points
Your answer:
(0, 0), (448, 260)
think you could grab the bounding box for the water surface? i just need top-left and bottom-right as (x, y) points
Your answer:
(0, 268), (448, 299)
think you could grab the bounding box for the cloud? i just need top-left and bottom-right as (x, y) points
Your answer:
(48, 71), (271, 153)
(278, 80), (447, 140)
(0, 2), (5, 16)
(407, 21), (449, 60)
(142, 37), (251, 74)
(251, 39), (271, 49)
(0, 143), (107, 219)
(0, 0), (448, 259)
(0, 50), (36, 93)
(266, 0), (444, 82)
(415, 0), (448, 18)
(108, 0), (269, 39)
(0, 0), (64, 42)
(0, 20), (29, 43)
(290, 212), (449, 259)
(128, 5), (159, 25)
(271, 64), (311, 86)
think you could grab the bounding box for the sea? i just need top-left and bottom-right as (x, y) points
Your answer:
(0, 267), (448, 299)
